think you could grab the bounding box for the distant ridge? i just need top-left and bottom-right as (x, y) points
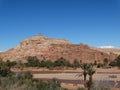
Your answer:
(92, 46), (120, 55)
(99, 46), (116, 49)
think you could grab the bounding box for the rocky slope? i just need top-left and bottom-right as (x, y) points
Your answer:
(0, 35), (118, 63)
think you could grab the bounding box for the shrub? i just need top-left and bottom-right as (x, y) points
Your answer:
(97, 63), (104, 68)
(54, 57), (70, 67)
(0, 61), (12, 77)
(73, 59), (80, 68)
(109, 55), (120, 67)
(23, 71), (33, 79)
(26, 56), (40, 67)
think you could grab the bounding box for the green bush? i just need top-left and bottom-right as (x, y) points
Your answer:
(73, 59), (80, 68)
(109, 55), (120, 67)
(0, 61), (12, 77)
(54, 57), (70, 67)
(97, 63), (104, 68)
(26, 56), (40, 67)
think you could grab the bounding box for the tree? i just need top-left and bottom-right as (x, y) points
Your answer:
(87, 67), (95, 90)
(103, 58), (109, 66)
(109, 55), (120, 67)
(80, 63), (91, 82)
(54, 57), (69, 67)
(97, 63), (104, 68)
(93, 60), (97, 66)
(45, 60), (53, 68)
(109, 61), (117, 67)
(40, 60), (47, 67)
(80, 63), (95, 90)
(26, 56), (40, 67)
(73, 59), (80, 68)
(116, 55), (120, 67)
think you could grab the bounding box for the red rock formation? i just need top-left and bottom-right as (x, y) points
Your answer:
(0, 35), (118, 63)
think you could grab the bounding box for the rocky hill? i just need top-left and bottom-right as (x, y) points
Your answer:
(0, 35), (118, 63)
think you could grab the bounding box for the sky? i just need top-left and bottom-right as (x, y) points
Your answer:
(0, 0), (120, 51)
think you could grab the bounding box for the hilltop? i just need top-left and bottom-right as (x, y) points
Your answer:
(0, 35), (118, 62)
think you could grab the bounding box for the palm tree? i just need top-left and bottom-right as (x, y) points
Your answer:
(80, 63), (91, 82)
(87, 66), (95, 90)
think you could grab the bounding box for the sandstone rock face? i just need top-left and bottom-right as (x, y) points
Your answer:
(0, 35), (118, 63)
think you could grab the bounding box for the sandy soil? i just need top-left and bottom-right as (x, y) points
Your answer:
(33, 73), (120, 81)
(61, 83), (84, 90)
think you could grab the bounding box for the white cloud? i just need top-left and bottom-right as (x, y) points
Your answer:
(98, 46), (116, 49)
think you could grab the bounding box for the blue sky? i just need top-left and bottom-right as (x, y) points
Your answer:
(0, 0), (120, 51)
